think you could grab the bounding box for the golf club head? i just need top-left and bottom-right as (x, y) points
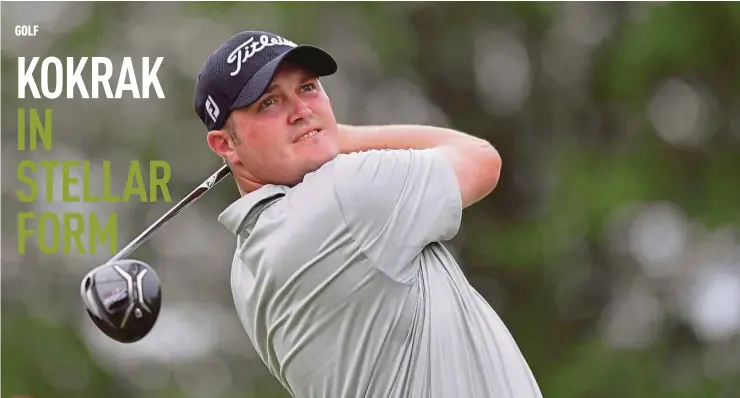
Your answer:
(80, 259), (161, 343)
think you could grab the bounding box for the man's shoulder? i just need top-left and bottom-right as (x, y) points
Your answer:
(298, 151), (379, 193)
(324, 149), (414, 190)
(276, 159), (346, 220)
(331, 149), (411, 166)
(242, 150), (414, 232)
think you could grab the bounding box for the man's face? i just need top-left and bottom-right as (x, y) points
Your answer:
(220, 62), (340, 186)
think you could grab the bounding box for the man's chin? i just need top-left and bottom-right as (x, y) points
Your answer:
(305, 155), (335, 174)
(276, 148), (339, 187)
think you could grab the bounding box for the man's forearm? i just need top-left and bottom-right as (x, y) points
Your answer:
(338, 124), (488, 154)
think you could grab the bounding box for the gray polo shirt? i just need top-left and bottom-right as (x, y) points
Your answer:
(218, 148), (542, 398)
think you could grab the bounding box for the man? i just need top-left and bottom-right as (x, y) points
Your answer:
(193, 30), (543, 398)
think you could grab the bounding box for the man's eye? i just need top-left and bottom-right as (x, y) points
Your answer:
(259, 98), (275, 109)
(300, 83), (316, 92)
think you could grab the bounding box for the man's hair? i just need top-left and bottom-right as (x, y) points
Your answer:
(219, 116), (241, 169)
(224, 117), (241, 146)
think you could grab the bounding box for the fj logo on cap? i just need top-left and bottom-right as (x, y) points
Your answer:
(205, 95), (220, 123)
(227, 35), (297, 77)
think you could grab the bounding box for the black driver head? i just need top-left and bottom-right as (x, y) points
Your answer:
(80, 259), (162, 343)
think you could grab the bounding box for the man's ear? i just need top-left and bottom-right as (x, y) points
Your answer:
(207, 130), (240, 165)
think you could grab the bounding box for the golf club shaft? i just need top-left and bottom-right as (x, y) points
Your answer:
(106, 164), (232, 264)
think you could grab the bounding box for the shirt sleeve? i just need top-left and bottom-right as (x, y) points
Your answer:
(332, 148), (463, 283)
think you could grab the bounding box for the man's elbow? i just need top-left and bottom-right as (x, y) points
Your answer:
(477, 139), (502, 196)
(443, 135), (502, 208)
(457, 139), (501, 208)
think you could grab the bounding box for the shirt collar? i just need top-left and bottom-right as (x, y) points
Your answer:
(218, 184), (288, 235)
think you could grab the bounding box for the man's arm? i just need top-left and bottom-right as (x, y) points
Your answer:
(338, 124), (502, 208)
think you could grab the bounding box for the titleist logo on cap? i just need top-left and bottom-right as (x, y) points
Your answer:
(227, 35), (298, 76)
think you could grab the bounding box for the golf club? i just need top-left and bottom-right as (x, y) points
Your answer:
(80, 164), (232, 343)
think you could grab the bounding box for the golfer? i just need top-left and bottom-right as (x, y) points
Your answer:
(193, 30), (543, 398)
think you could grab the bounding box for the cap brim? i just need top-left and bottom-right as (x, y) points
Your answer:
(230, 45), (337, 110)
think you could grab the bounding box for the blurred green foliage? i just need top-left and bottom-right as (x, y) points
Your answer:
(3, 2), (740, 398)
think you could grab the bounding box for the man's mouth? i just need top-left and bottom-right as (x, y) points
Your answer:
(295, 129), (321, 142)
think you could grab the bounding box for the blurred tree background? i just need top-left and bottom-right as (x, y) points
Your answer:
(2, 2), (740, 398)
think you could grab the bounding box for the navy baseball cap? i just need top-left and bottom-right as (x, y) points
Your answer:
(193, 31), (338, 131)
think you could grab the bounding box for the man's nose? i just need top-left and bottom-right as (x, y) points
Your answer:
(289, 98), (314, 124)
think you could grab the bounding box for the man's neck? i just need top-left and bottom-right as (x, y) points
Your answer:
(232, 171), (264, 196)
